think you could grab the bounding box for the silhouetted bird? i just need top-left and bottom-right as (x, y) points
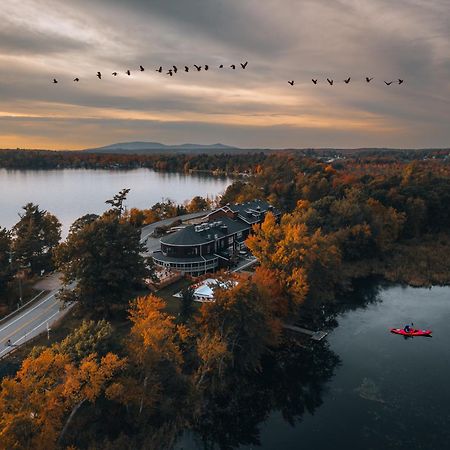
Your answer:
(140, 65), (145, 71)
(73, 78), (79, 82)
(384, 81), (393, 86)
(184, 66), (189, 72)
(366, 77), (373, 83)
(167, 69), (173, 76)
(112, 72), (118, 76)
(126, 70), (131, 76)
(230, 64), (236, 70)
(241, 61), (248, 69)
(53, 78), (58, 84)
(288, 80), (295, 86)
(156, 66), (163, 73)
(97, 72), (102, 79)
(344, 77), (351, 84)
(327, 78), (334, 85)
(398, 79), (404, 84)
(194, 65), (201, 71)
(204, 65), (209, 71)
(312, 79), (318, 84)
(173, 66), (178, 73)
(219, 64), (224, 68)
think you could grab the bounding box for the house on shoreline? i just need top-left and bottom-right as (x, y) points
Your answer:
(152, 199), (279, 276)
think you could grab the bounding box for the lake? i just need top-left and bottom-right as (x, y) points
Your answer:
(177, 283), (450, 450)
(0, 169), (231, 235)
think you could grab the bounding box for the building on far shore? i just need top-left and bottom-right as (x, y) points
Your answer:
(152, 199), (280, 276)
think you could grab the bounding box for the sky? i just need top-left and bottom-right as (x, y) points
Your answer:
(1, 0), (450, 150)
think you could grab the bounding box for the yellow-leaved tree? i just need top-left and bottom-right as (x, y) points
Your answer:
(0, 348), (125, 450)
(246, 211), (341, 304)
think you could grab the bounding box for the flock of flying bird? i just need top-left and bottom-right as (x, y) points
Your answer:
(51, 61), (249, 84)
(51, 61), (405, 87)
(288, 77), (404, 86)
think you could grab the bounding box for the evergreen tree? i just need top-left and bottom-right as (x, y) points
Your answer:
(12, 203), (61, 275)
(0, 227), (13, 295)
(56, 211), (150, 314)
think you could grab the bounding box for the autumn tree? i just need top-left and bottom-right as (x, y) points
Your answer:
(186, 196), (210, 213)
(247, 212), (341, 303)
(56, 211), (150, 313)
(12, 203), (61, 275)
(56, 319), (113, 362)
(0, 348), (125, 450)
(113, 295), (189, 419)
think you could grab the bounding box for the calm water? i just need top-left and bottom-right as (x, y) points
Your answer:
(178, 284), (450, 450)
(0, 169), (231, 235)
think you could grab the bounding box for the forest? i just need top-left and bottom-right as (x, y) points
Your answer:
(1, 152), (450, 449)
(0, 148), (449, 174)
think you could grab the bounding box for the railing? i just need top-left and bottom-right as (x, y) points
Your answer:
(0, 290), (46, 325)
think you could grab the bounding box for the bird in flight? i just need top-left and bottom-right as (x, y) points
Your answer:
(384, 81), (393, 86)
(167, 69), (173, 76)
(112, 72), (118, 76)
(344, 77), (351, 84)
(52, 78), (58, 84)
(73, 78), (79, 82)
(312, 79), (318, 84)
(97, 72), (102, 79)
(140, 65), (145, 72)
(126, 70), (131, 76)
(156, 66), (162, 73)
(398, 79), (404, 84)
(184, 66), (189, 72)
(288, 80), (295, 86)
(230, 64), (236, 70)
(241, 61), (248, 69)
(366, 77), (373, 83)
(173, 66), (178, 74)
(194, 65), (201, 71)
(327, 78), (334, 85)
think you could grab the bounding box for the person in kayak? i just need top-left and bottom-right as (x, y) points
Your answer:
(404, 323), (414, 333)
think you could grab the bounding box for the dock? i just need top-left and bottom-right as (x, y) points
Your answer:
(283, 324), (329, 341)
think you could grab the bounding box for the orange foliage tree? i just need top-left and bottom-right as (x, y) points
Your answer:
(246, 212), (341, 304)
(0, 348), (125, 450)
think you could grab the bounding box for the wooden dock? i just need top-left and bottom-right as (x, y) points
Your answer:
(283, 324), (329, 341)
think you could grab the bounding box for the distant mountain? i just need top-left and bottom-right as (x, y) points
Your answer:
(84, 141), (244, 154)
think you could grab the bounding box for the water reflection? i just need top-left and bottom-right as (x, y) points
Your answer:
(182, 340), (340, 450)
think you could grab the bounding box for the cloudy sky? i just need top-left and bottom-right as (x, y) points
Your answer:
(1, 0), (450, 149)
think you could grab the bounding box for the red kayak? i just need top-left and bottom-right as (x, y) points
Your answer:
(390, 328), (432, 337)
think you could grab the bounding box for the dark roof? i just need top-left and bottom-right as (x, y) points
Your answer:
(160, 226), (214, 246)
(160, 216), (250, 247)
(216, 216), (250, 234)
(160, 199), (276, 248)
(228, 199), (278, 224)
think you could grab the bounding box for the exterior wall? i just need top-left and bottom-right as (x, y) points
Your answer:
(207, 209), (237, 221)
(153, 255), (219, 276)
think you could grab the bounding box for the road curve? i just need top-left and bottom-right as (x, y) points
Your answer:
(0, 289), (73, 359)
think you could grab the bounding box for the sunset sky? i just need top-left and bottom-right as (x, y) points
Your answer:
(1, 0), (450, 149)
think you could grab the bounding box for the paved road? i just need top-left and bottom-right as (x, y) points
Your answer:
(0, 288), (73, 359)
